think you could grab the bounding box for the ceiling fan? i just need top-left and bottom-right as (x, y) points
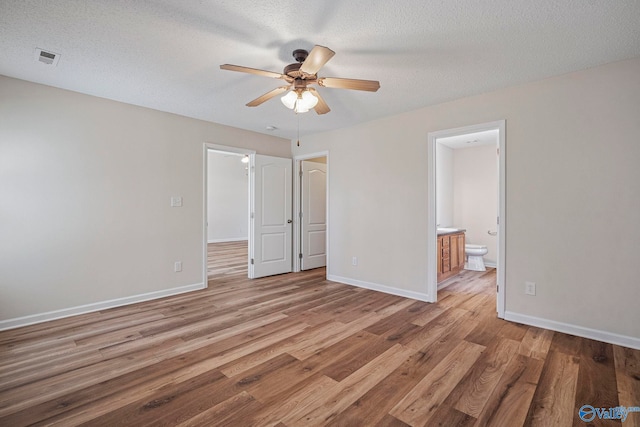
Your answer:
(220, 45), (380, 115)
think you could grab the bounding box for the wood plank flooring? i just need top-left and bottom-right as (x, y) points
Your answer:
(0, 244), (638, 426)
(207, 241), (248, 279)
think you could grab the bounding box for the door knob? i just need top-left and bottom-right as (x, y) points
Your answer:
(287, 219), (292, 223)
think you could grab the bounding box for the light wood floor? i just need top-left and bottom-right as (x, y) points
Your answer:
(207, 241), (249, 279)
(1, 244), (639, 426)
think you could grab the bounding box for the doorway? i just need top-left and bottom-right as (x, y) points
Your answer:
(203, 144), (294, 284)
(293, 152), (329, 274)
(427, 121), (506, 318)
(203, 144), (254, 282)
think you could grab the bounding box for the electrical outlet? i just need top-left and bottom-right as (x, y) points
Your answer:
(352, 256), (358, 266)
(174, 261), (183, 272)
(171, 196), (183, 207)
(525, 281), (536, 296)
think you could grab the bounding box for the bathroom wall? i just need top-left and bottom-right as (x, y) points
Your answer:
(207, 151), (248, 243)
(453, 144), (498, 265)
(435, 143), (453, 227)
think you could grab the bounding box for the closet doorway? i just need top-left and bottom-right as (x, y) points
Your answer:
(293, 152), (329, 274)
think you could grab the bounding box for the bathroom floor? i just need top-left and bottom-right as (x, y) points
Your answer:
(438, 266), (496, 292)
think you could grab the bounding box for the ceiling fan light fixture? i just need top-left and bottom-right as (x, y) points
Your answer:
(281, 89), (318, 113)
(300, 90), (318, 109)
(281, 90), (297, 109)
(294, 104), (309, 113)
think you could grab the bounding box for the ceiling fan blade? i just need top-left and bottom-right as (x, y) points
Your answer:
(308, 88), (330, 115)
(318, 77), (380, 92)
(220, 64), (284, 79)
(246, 86), (290, 107)
(300, 45), (335, 75)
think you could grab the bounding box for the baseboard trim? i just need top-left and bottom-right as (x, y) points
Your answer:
(207, 238), (248, 243)
(504, 311), (640, 350)
(485, 261), (497, 268)
(328, 275), (431, 303)
(0, 282), (206, 332)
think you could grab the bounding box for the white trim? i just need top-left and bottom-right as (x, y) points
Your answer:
(293, 151), (330, 273)
(504, 311), (640, 351)
(427, 120), (506, 316)
(248, 153), (255, 278)
(497, 121), (506, 318)
(328, 275), (430, 302)
(208, 238), (248, 243)
(203, 143), (256, 283)
(205, 143), (255, 156)
(426, 137), (437, 303)
(0, 282), (205, 331)
(485, 261), (497, 268)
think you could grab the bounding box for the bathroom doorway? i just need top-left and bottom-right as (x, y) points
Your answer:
(427, 121), (506, 318)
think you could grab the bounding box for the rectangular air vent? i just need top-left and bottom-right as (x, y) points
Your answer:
(34, 48), (61, 66)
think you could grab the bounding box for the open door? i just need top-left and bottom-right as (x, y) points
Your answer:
(250, 154), (293, 278)
(300, 160), (327, 270)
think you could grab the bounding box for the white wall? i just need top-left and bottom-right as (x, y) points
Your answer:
(292, 57), (640, 343)
(453, 144), (498, 265)
(435, 143), (453, 227)
(207, 151), (248, 243)
(0, 76), (290, 326)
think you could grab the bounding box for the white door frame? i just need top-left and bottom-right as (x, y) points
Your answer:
(427, 120), (506, 318)
(293, 151), (329, 273)
(202, 143), (255, 284)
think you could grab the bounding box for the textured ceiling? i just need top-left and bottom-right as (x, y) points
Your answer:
(1, 0), (639, 140)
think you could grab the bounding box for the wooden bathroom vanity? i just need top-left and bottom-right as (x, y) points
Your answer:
(437, 229), (466, 283)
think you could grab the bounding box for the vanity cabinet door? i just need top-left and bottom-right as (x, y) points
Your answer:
(456, 233), (465, 269)
(450, 235), (459, 271)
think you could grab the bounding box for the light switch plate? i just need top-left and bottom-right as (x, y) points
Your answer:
(525, 281), (536, 296)
(171, 196), (183, 207)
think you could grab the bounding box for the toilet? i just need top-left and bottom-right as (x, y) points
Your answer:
(465, 244), (488, 271)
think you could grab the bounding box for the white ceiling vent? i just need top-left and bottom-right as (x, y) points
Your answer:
(34, 48), (60, 66)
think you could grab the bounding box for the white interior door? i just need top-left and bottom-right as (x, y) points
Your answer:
(301, 160), (327, 270)
(250, 154), (292, 278)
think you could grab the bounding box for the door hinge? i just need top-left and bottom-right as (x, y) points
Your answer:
(496, 216), (499, 225)
(250, 258), (254, 265)
(299, 211), (303, 219)
(299, 253), (303, 259)
(251, 212), (254, 219)
(299, 170), (303, 177)
(496, 284), (499, 293)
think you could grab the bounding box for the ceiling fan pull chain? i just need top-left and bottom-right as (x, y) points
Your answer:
(297, 113), (301, 147)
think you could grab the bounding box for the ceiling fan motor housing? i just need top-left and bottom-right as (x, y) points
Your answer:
(292, 49), (309, 63)
(283, 62), (302, 76)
